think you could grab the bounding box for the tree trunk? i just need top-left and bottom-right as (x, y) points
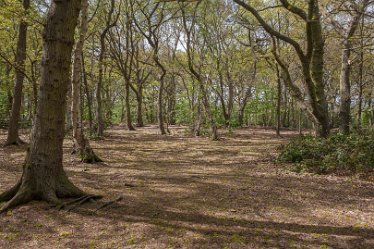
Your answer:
(0, 0), (94, 213)
(338, 2), (366, 134)
(96, 41), (105, 137)
(276, 65), (282, 136)
(194, 99), (202, 136)
(5, 0), (30, 146)
(82, 51), (93, 133)
(338, 41), (352, 135)
(168, 75), (177, 125)
(158, 75), (167, 135)
(96, 0), (116, 137)
(125, 79), (135, 131)
(136, 91), (144, 127)
(200, 82), (218, 140)
(71, 0), (102, 163)
(153, 53), (167, 135)
(357, 16), (365, 130)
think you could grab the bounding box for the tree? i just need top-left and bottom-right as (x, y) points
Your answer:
(71, 0), (102, 163)
(179, 1), (218, 140)
(234, 0), (330, 137)
(0, 0), (97, 213)
(5, 0), (30, 145)
(96, 0), (117, 137)
(335, 0), (370, 134)
(133, 1), (169, 135)
(108, 0), (137, 131)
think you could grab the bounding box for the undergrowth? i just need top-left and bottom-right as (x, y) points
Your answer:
(278, 133), (374, 175)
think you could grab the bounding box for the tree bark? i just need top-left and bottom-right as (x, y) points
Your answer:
(276, 64), (282, 136)
(235, 0), (330, 137)
(82, 51), (93, 133)
(96, 0), (116, 137)
(157, 69), (167, 135)
(338, 2), (366, 134)
(125, 78), (135, 130)
(0, 0), (92, 213)
(5, 0), (30, 146)
(136, 90), (144, 127)
(338, 41), (352, 134)
(71, 0), (102, 163)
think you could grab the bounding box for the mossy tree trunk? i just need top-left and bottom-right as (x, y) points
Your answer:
(0, 0), (89, 213)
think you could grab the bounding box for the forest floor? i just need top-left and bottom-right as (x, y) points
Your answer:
(0, 126), (373, 249)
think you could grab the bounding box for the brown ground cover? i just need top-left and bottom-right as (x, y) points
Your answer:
(0, 126), (373, 249)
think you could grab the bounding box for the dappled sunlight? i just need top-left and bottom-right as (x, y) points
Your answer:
(1, 126), (374, 248)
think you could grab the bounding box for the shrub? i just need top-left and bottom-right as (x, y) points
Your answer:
(278, 133), (374, 175)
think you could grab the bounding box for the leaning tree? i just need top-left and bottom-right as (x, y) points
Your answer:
(0, 0), (97, 213)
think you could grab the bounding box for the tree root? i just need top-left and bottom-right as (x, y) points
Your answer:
(0, 187), (32, 214)
(124, 183), (137, 188)
(79, 146), (103, 163)
(0, 172), (100, 214)
(81, 150), (103, 163)
(57, 194), (102, 211)
(4, 137), (26, 147)
(93, 196), (122, 213)
(0, 179), (21, 203)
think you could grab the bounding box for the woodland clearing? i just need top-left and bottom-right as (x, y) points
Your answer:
(0, 126), (373, 249)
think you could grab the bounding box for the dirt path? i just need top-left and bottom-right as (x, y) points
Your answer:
(0, 126), (373, 249)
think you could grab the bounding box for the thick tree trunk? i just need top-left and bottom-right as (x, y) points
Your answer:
(309, 7), (330, 138)
(0, 0), (94, 213)
(71, 0), (102, 163)
(5, 0), (30, 146)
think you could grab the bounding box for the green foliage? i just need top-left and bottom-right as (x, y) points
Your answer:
(278, 133), (374, 175)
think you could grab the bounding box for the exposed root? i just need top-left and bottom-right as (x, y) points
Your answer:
(58, 194), (102, 211)
(124, 183), (137, 188)
(94, 196), (123, 213)
(128, 125), (136, 131)
(0, 180), (21, 202)
(73, 137), (103, 164)
(0, 187), (32, 214)
(4, 137), (26, 147)
(81, 148), (103, 163)
(56, 177), (88, 198)
(0, 162), (100, 214)
(43, 191), (63, 207)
